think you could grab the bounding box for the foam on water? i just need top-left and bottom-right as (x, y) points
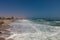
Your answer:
(6, 19), (60, 40)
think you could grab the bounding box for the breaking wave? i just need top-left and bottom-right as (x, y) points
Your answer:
(6, 19), (60, 40)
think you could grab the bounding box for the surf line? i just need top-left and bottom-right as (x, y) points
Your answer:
(6, 20), (44, 40)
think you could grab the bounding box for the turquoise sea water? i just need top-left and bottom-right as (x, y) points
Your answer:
(30, 18), (60, 26)
(6, 19), (60, 40)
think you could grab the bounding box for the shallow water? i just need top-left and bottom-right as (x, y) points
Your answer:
(6, 19), (60, 40)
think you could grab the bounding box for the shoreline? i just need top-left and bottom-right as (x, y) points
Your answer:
(0, 19), (16, 40)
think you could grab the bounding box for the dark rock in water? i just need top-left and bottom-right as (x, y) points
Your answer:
(0, 32), (2, 34)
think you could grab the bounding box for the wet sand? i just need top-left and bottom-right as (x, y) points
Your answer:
(0, 19), (15, 40)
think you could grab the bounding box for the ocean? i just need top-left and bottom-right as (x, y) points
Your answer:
(6, 19), (60, 40)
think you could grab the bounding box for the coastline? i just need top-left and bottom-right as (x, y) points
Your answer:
(0, 19), (16, 40)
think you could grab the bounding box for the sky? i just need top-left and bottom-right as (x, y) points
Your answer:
(0, 0), (60, 18)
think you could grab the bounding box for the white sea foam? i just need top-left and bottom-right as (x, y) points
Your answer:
(7, 19), (60, 40)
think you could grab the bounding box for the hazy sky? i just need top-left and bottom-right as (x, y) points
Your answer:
(0, 0), (60, 18)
